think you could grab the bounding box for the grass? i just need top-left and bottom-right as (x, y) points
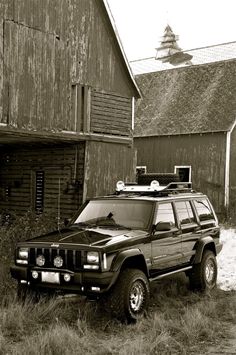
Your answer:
(0, 276), (235, 355)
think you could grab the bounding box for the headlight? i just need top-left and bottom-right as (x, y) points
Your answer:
(18, 247), (29, 259)
(87, 251), (99, 264)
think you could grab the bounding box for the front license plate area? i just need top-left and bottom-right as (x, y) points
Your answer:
(41, 272), (60, 284)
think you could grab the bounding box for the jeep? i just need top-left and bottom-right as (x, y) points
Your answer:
(11, 180), (222, 322)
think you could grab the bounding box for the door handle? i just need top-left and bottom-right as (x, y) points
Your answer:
(173, 229), (181, 236)
(194, 226), (201, 233)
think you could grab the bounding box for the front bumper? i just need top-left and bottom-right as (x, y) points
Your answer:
(10, 265), (117, 295)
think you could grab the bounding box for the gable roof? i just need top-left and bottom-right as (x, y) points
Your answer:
(130, 41), (236, 75)
(102, 0), (141, 98)
(134, 59), (236, 136)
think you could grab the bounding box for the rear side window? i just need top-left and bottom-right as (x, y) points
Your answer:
(175, 201), (195, 225)
(193, 199), (214, 221)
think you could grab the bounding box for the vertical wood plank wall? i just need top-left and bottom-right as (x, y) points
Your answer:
(0, 0), (137, 217)
(84, 141), (136, 200)
(0, 0), (135, 133)
(134, 133), (226, 217)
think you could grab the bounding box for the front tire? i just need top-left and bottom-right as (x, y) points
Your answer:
(189, 250), (217, 291)
(108, 268), (150, 322)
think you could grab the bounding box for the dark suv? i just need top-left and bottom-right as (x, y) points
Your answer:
(11, 180), (222, 322)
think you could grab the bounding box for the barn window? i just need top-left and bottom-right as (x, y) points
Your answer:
(72, 84), (90, 132)
(136, 166), (147, 175)
(35, 171), (44, 213)
(174, 166), (191, 182)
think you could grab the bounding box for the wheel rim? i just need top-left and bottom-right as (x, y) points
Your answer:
(129, 280), (144, 312)
(205, 259), (216, 284)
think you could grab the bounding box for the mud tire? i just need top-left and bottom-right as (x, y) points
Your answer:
(189, 250), (217, 291)
(108, 268), (150, 323)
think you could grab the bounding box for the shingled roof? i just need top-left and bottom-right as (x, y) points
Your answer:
(134, 59), (236, 136)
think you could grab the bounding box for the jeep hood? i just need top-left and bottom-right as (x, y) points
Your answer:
(28, 227), (147, 247)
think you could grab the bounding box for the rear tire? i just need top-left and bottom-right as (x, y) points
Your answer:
(189, 250), (217, 291)
(108, 268), (150, 323)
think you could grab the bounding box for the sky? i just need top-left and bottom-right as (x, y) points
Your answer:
(107, 0), (236, 61)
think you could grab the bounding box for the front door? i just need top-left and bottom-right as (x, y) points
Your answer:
(151, 202), (182, 273)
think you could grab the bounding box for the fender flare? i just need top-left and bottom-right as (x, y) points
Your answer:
(107, 249), (149, 290)
(193, 236), (216, 264)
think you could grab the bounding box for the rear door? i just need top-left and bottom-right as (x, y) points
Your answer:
(174, 199), (200, 264)
(151, 202), (182, 272)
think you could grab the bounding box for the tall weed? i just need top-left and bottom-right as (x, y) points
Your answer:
(0, 211), (58, 263)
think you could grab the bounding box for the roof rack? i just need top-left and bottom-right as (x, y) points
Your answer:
(115, 180), (192, 195)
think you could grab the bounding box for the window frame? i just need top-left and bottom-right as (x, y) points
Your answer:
(153, 201), (178, 230)
(192, 197), (217, 225)
(173, 199), (197, 228)
(174, 165), (192, 182)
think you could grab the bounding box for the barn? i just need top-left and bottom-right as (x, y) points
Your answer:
(0, 0), (140, 219)
(133, 58), (236, 220)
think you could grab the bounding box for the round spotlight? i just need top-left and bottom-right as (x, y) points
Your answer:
(116, 180), (125, 191)
(150, 180), (160, 191)
(53, 256), (63, 268)
(36, 254), (45, 267)
(64, 273), (71, 282)
(32, 271), (39, 279)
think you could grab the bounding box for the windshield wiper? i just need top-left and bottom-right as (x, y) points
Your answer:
(96, 223), (131, 230)
(70, 222), (97, 228)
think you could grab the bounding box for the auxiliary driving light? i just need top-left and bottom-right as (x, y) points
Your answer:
(64, 273), (71, 282)
(54, 255), (63, 268)
(32, 271), (39, 279)
(36, 254), (45, 267)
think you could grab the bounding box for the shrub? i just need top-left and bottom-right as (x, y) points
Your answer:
(0, 211), (58, 263)
(0, 211), (58, 297)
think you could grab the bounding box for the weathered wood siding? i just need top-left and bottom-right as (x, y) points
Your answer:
(84, 141), (136, 199)
(0, 0), (135, 135)
(134, 133), (226, 217)
(90, 90), (132, 136)
(0, 144), (85, 217)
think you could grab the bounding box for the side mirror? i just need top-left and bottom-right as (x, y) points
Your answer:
(154, 221), (172, 232)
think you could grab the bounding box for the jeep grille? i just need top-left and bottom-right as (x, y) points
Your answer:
(29, 248), (82, 270)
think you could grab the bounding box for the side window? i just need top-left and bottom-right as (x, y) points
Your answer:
(193, 199), (214, 221)
(175, 200), (195, 225)
(154, 203), (176, 227)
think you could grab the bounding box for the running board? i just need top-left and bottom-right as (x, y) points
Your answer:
(149, 266), (192, 283)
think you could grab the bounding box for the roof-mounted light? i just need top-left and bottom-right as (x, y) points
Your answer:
(150, 180), (160, 191)
(116, 180), (125, 192)
(115, 180), (192, 194)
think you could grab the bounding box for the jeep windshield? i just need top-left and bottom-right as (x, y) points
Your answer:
(72, 199), (154, 230)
